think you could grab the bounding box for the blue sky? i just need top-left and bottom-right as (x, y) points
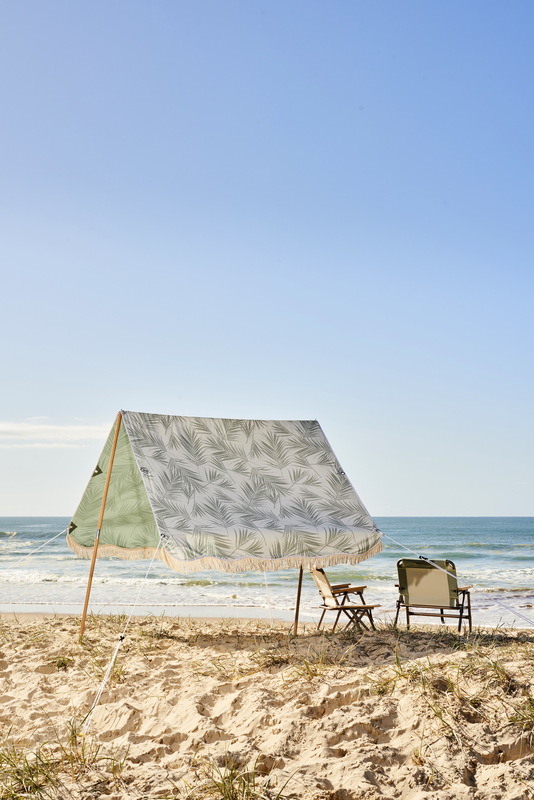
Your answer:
(1, 1), (532, 516)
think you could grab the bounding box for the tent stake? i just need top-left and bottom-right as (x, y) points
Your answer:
(293, 565), (304, 636)
(80, 412), (122, 639)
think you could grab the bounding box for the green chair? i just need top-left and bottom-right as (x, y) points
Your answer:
(394, 558), (472, 633)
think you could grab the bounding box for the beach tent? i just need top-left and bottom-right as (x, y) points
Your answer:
(67, 411), (382, 632)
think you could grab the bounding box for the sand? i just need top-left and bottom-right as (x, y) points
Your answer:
(0, 613), (533, 799)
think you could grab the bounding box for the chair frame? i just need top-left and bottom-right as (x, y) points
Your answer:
(393, 557), (472, 633)
(310, 567), (380, 632)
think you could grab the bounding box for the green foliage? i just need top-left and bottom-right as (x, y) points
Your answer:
(508, 697), (534, 739)
(183, 757), (292, 800)
(0, 720), (128, 799)
(52, 656), (74, 672)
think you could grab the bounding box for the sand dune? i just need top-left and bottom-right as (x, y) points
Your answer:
(0, 614), (533, 799)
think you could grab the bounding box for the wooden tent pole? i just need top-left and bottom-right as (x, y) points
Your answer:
(293, 565), (304, 636)
(80, 412), (122, 639)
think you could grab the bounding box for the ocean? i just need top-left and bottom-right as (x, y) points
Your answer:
(1, 517), (533, 628)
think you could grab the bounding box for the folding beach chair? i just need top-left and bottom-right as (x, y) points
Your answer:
(310, 567), (380, 632)
(394, 558), (472, 633)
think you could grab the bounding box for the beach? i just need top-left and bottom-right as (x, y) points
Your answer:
(1, 613), (534, 799)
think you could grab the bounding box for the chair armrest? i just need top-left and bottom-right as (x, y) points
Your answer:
(333, 585), (367, 591)
(458, 586), (471, 591)
(331, 583), (350, 589)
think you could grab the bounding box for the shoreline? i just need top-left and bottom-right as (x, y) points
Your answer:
(0, 603), (534, 633)
(0, 609), (525, 638)
(0, 603), (318, 623)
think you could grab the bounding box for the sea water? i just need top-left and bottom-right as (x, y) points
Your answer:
(0, 517), (533, 628)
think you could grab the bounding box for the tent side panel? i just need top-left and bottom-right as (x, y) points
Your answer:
(67, 415), (159, 557)
(121, 411), (382, 573)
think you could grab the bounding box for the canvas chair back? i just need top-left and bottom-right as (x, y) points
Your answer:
(397, 559), (458, 608)
(310, 568), (338, 608)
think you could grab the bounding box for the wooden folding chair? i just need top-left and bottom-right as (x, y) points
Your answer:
(393, 558), (472, 633)
(310, 567), (380, 631)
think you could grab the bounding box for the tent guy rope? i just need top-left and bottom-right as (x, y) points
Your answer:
(81, 539), (162, 735)
(0, 528), (67, 573)
(263, 569), (273, 628)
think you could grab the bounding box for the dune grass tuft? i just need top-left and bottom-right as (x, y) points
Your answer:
(179, 756), (293, 800)
(0, 718), (129, 799)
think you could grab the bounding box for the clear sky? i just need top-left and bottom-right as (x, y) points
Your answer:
(1, 1), (532, 516)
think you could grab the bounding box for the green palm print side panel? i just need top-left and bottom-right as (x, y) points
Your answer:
(68, 415), (159, 551)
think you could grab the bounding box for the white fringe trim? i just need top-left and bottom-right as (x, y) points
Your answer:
(66, 534), (168, 566)
(66, 533), (382, 574)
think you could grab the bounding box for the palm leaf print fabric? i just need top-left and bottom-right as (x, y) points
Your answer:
(112, 411), (381, 573)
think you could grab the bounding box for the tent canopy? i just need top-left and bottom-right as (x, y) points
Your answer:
(67, 411), (382, 573)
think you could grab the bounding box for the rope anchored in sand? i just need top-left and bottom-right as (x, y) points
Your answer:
(81, 539), (162, 735)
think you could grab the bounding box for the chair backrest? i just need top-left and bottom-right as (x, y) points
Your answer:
(397, 558), (458, 608)
(310, 568), (338, 608)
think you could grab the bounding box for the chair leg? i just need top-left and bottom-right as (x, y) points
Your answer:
(467, 592), (472, 633)
(355, 611), (369, 631)
(317, 609), (326, 630)
(457, 591), (467, 633)
(340, 608), (360, 631)
(342, 608), (355, 625)
(355, 591), (374, 631)
(440, 608), (445, 624)
(332, 610), (343, 632)
(394, 598), (401, 628)
(405, 605), (410, 630)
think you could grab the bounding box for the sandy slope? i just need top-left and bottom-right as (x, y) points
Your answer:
(1, 614), (534, 799)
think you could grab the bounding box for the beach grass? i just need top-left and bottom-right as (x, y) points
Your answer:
(1, 613), (534, 798)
